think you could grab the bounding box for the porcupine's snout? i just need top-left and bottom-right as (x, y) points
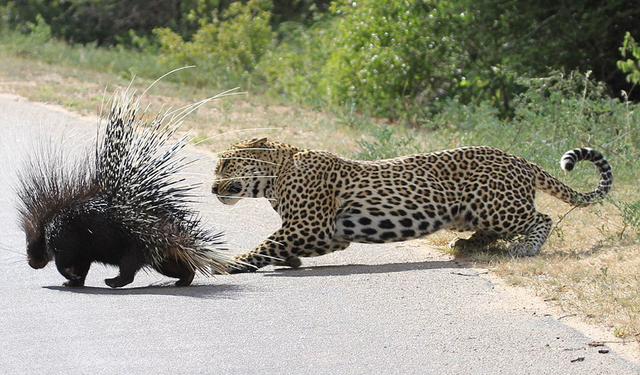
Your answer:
(28, 257), (49, 269)
(26, 235), (52, 269)
(27, 247), (51, 269)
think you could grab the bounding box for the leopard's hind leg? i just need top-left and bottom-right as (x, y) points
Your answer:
(507, 212), (553, 256)
(450, 231), (500, 252)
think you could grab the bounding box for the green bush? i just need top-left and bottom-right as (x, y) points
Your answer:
(618, 32), (640, 87)
(321, 0), (460, 118)
(0, 18), (169, 82)
(610, 199), (640, 239)
(257, 19), (335, 106)
(1, 0), (183, 46)
(353, 125), (420, 160)
(155, 0), (274, 87)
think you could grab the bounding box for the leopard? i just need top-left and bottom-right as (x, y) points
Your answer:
(211, 138), (612, 273)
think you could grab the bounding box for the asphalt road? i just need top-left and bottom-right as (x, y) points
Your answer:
(0, 96), (638, 374)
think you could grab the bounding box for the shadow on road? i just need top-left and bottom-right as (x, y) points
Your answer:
(264, 259), (465, 278)
(43, 282), (243, 299)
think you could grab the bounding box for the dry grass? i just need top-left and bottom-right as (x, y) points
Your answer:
(2, 54), (639, 345)
(0, 55), (422, 157)
(431, 193), (640, 343)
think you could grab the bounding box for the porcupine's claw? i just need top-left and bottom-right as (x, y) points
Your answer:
(59, 266), (86, 287)
(63, 279), (85, 287)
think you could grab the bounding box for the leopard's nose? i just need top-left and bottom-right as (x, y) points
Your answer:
(211, 184), (219, 195)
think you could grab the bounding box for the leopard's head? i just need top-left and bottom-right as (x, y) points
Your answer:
(212, 137), (284, 205)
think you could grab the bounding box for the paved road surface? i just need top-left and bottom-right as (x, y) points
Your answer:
(0, 96), (638, 374)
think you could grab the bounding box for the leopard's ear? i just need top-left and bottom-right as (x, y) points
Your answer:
(237, 137), (268, 149)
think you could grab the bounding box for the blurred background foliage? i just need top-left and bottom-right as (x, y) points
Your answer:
(1, 0), (638, 120)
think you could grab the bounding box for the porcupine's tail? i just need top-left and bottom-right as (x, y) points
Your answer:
(534, 147), (612, 207)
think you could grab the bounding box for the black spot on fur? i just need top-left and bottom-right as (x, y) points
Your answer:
(359, 217), (372, 225)
(362, 228), (377, 235)
(399, 218), (413, 227)
(401, 229), (416, 238)
(381, 232), (397, 240)
(379, 219), (395, 229)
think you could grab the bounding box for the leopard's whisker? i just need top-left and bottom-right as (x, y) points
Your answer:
(214, 194), (277, 202)
(214, 156), (281, 166)
(193, 128), (282, 146)
(212, 147), (288, 154)
(212, 176), (278, 183)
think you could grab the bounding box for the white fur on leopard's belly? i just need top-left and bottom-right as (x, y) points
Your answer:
(335, 207), (452, 244)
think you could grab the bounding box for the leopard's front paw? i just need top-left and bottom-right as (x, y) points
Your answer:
(226, 263), (258, 274)
(221, 254), (261, 274)
(275, 256), (301, 269)
(217, 252), (278, 274)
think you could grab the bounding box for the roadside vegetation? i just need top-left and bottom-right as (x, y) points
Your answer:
(1, 0), (639, 345)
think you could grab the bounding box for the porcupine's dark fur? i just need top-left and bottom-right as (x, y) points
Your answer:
(15, 90), (237, 288)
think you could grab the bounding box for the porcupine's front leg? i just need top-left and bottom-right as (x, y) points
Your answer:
(55, 257), (91, 287)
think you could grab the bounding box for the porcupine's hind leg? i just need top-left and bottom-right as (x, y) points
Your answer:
(507, 212), (553, 256)
(105, 250), (145, 288)
(154, 258), (195, 287)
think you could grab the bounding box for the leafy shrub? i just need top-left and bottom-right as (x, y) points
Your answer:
(321, 0), (460, 118)
(25, 13), (51, 45)
(257, 19), (335, 106)
(610, 199), (640, 239)
(0, 13), (52, 57)
(2, 0), (183, 46)
(353, 125), (420, 160)
(155, 0), (274, 87)
(618, 32), (640, 87)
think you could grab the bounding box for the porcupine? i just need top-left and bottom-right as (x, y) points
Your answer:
(15, 90), (238, 288)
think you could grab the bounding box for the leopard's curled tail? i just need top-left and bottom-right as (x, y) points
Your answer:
(533, 147), (612, 207)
